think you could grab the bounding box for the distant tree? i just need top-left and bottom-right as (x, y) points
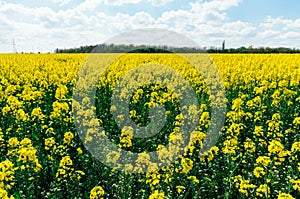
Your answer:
(222, 40), (225, 51)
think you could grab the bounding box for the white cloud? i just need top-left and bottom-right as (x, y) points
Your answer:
(221, 21), (256, 36)
(147, 0), (174, 7)
(257, 30), (281, 39)
(0, 1), (107, 52)
(1, 0), (300, 52)
(285, 18), (300, 29)
(158, 0), (242, 28)
(279, 31), (300, 39)
(51, 0), (71, 6)
(254, 16), (300, 48)
(75, 0), (103, 12)
(72, 0), (142, 8)
(190, 0), (242, 12)
(103, 0), (142, 6)
(260, 16), (292, 29)
(96, 11), (157, 34)
(155, 0), (246, 42)
(77, 0), (171, 7)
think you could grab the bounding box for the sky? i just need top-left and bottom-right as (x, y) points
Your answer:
(0, 0), (299, 53)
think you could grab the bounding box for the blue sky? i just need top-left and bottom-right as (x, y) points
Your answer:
(0, 0), (299, 53)
(228, 0), (300, 22)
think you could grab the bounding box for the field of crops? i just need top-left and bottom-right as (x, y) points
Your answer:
(0, 53), (299, 199)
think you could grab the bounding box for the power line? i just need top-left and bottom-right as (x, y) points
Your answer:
(12, 38), (17, 53)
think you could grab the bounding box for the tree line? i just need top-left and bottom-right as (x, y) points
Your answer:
(54, 44), (300, 54)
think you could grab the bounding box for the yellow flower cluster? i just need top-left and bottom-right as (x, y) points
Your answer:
(0, 53), (299, 198)
(256, 184), (270, 198)
(7, 137), (41, 172)
(119, 126), (134, 148)
(0, 128), (4, 149)
(56, 155), (86, 182)
(149, 190), (165, 199)
(277, 193), (295, 199)
(0, 160), (17, 194)
(90, 186), (105, 199)
(0, 189), (14, 199)
(233, 175), (256, 196)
